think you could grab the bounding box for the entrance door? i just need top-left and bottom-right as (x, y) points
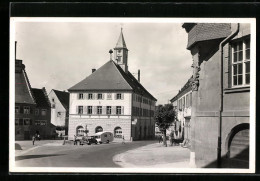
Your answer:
(227, 128), (249, 168)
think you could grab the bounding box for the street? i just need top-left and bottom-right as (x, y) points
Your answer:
(15, 140), (157, 167)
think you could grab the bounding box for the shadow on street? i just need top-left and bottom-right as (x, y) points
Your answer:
(15, 154), (66, 161)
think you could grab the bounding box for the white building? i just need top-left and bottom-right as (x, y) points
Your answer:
(68, 30), (157, 141)
(48, 89), (70, 135)
(170, 78), (192, 141)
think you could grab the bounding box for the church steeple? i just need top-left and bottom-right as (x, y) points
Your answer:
(114, 28), (128, 72)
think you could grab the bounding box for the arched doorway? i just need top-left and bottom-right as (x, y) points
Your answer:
(225, 123), (249, 168)
(76, 126), (85, 136)
(114, 127), (122, 138)
(95, 126), (103, 133)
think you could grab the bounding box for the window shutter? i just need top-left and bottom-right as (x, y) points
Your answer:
(76, 106), (78, 114)
(102, 93), (105, 100)
(92, 93), (95, 100)
(112, 106), (116, 115)
(102, 106), (106, 114)
(93, 106), (97, 115)
(121, 106), (124, 115)
(84, 106), (88, 114)
(121, 93), (124, 100)
(228, 44), (232, 88)
(114, 93), (117, 100)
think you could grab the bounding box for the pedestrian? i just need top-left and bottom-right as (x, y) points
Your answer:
(122, 135), (125, 144)
(74, 135), (77, 145)
(32, 135), (35, 145)
(158, 135), (162, 143)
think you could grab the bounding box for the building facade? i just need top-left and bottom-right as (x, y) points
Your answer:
(15, 59), (36, 140)
(31, 88), (55, 139)
(183, 23), (251, 168)
(170, 78), (192, 142)
(48, 89), (70, 135)
(68, 30), (157, 141)
(15, 59), (55, 140)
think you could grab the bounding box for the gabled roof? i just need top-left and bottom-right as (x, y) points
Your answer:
(68, 60), (157, 101)
(31, 88), (51, 108)
(115, 29), (127, 49)
(53, 89), (70, 110)
(170, 76), (192, 103)
(15, 60), (36, 104)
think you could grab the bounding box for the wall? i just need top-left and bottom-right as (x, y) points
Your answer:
(48, 90), (67, 127)
(68, 91), (132, 140)
(15, 103), (36, 140)
(189, 23), (251, 168)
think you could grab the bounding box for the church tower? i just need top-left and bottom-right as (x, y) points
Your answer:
(114, 28), (128, 72)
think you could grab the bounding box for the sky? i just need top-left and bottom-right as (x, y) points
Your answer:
(15, 20), (192, 105)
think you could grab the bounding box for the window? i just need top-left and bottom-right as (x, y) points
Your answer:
(76, 126), (85, 136)
(106, 106), (111, 115)
(88, 93), (93, 99)
(116, 106), (122, 115)
(23, 118), (31, 125)
(40, 120), (46, 126)
(24, 106), (30, 114)
(41, 109), (47, 116)
(78, 106), (83, 114)
(107, 93), (112, 100)
(97, 106), (102, 114)
(78, 93), (84, 99)
(116, 93), (122, 100)
(97, 93), (103, 99)
(15, 119), (19, 125)
(35, 120), (46, 126)
(19, 119), (23, 125)
(57, 112), (61, 117)
(88, 106), (92, 114)
(35, 109), (39, 115)
(15, 106), (20, 114)
(232, 38), (250, 86)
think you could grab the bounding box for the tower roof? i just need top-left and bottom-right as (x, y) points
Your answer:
(115, 29), (127, 49)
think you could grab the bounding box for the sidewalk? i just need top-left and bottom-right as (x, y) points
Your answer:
(113, 141), (191, 168)
(15, 140), (64, 156)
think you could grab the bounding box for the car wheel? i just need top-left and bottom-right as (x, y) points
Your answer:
(99, 142), (102, 144)
(106, 140), (109, 143)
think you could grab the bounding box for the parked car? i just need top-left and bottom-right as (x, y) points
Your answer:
(93, 132), (114, 144)
(86, 136), (98, 145)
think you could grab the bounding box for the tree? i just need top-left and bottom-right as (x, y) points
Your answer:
(155, 104), (176, 147)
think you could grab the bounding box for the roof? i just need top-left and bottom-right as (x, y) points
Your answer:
(114, 29), (127, 49)
(170, 76), (192, 103)
(15, 60), (36, 104)
(68, 60), (157, 101)
(53, 89), (70, 110)
(31, 88), (51, 108)
(183, 23), (231, 50)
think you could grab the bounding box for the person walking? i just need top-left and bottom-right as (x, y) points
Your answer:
(74, 135), (77, 145)
(32, 135), (35, 145)
(122, 135), (125, 144)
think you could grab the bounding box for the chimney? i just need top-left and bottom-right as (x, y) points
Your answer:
(138, 69), (140, 82)
(92, 69), (96, 73)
